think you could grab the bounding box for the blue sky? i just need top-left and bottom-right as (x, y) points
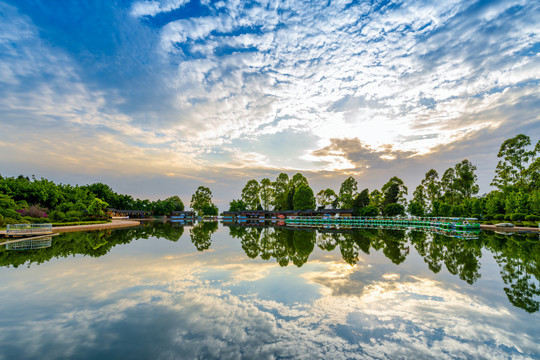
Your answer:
(0, 0), (539, 207)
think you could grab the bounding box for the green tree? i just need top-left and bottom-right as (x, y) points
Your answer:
(316, 189), (337, 209)
(87, 198), (109, 219)
(420, 169), (440, 213)
(293, 184), (316, 210)
(190, 186), (214, 216)
(352, 189), (370, 216)
(0, 194), (21, 219)
(241, 179), (260, 210)
(229, 199), (247, 212)
(259, 178), (274, 210)
(491, 134), (538, 190)
(273, 173), (290, 210)
(453, 159), (479, 199)
(338, 176), (358, 209)
(290, 173), (309, 188)
(381, 176), (408, 206)
(384, 203), (405, 216)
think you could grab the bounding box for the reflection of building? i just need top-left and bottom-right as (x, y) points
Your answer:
(170, 211), (196, 219)
(221, 209), (354, 221)
(107, 209), (149, 218)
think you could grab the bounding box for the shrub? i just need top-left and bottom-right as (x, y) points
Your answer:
(359, 205), (379, 216)
(511, 213), (526, 221)
(18, 205), (48, 218)
(66, 210), (83, 222)
(49, 210), (67, 222)
(483, 214), (494, 220)
(493, 214), (505, 220)
(525, 215), (540, 221)
(504, 214), (512, 221)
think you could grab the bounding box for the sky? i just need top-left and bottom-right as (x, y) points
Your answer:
(0, 0), (539, 208)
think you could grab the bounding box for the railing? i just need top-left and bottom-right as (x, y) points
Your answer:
(6, 237), (53, 250)
(6, 223), (53, 235)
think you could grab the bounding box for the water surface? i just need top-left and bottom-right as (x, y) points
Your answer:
(0, 222), (539, 359)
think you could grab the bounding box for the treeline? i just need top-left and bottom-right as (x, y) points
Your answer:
(0, 176), (185, 226)
(229, 134), (540, 222)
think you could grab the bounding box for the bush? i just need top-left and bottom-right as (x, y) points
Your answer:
(525, 215), (540, 221)
(504, 214), (512, 221)
(511, 213), (526, 221)
(49, 210), (67, 222)
(493, 214), (505, 220)
(483, 214), (494, 220)
(359, 205), (379, 216)
(65, 210), (83, 222)
(21, 216), (50, 224)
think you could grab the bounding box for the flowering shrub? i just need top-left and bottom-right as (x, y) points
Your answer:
(18, 205), (48, 218)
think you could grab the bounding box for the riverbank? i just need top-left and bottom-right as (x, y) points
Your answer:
(480, 224), (540, 233)
(51, 219), (141, 233)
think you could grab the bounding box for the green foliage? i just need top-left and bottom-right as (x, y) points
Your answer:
(525, 215), (539, 221)
(272, 173), (290, 211)
(0, 194), (21, 219)
(359, 205), (379, 216)
(407, 201), (425, 217)
(491, 134), (538, 190)
(293, 184), (316, 210)
(241, 179), (260, 210)
(229, 199), (247, 212)
(384, 203), (405, 216)
(202, 204), (219, 216)
(381, 176), (408, 206)
(190, 186), (214, 216)
(66, 210), (84, 222)
(338, 176), (358, 209)
(352, 189), (370, 216)
(259, 178), (274, 210)
(316, 188), (337, 209)
(510, 213), (526, 221)
(151, 196), (185, 215)
(87, 198), (109, 219)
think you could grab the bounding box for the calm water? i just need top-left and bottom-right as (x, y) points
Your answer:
(0, 222), (539, 360)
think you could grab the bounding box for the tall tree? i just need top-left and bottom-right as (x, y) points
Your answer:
(352, 189), (370, 216)
(421, 169), (440, 212)
(453, 159), (479, 199)
(259, 178), (274, 210)
(290, 173), (309, 188)
(491, 134), (538, 190)
(241, 179), (260, 210)
(272, 173), (290, 210)
(293, 184), (316, 210)
(316, 189), (337, 209)
(190, 186), (214, 216)
(381, 176), (408, 206)
(338, 176), (358, 209)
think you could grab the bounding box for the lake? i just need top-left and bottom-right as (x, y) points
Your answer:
(0, 222), (539, 359)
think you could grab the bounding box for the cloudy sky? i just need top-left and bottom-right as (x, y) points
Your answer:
(0, 0), (538, 207)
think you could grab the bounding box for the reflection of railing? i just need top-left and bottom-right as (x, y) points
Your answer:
(5, 237), (53, 250)
(6, 223), (53, 237)
(284, 217), (480, 230)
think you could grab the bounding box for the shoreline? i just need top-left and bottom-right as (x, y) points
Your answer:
(0, 220), (141, 236)
(51, 219), (141, 233)
(480, 224), (540, 233)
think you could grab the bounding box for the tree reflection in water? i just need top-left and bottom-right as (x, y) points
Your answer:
(0, 221), (538, 313)
(225, 222), (540, 313)
(190, 221), (218, 251)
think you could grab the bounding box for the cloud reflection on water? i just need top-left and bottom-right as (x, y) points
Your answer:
(0, 234), (538, 360)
